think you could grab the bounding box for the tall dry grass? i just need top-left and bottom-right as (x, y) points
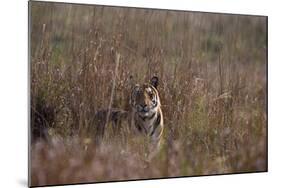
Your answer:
(30, 2), (267, 186)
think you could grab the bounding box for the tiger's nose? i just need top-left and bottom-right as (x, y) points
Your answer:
(141, 104), (149, 112)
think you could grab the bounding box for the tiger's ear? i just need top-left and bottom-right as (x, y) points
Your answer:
(150, 76), (159, 89)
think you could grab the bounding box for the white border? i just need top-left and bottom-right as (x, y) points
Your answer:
(1, 0), (280, 188)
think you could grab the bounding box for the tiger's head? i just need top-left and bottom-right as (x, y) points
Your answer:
(130, 76), (161, 118)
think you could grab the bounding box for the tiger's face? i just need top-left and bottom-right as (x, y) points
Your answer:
(130, 77), (161, 118)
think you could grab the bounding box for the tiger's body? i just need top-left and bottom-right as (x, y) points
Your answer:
(93, 76), (164, 159)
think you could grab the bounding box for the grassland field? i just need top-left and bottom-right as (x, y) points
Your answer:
(30, 2), (267, 186)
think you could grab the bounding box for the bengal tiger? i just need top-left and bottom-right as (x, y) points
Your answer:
(92, 76), (164, 160)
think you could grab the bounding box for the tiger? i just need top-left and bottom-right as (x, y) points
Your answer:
(129, 76), (164, 158)
(92, 76), (164, 160)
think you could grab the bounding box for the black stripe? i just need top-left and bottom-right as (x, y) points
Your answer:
(140, 111), (156, 121)
(147, 111), (156, 120)
(135, 123), (142, 132)
(150, 113), (161, 136)
(135, 116), (148, 134)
